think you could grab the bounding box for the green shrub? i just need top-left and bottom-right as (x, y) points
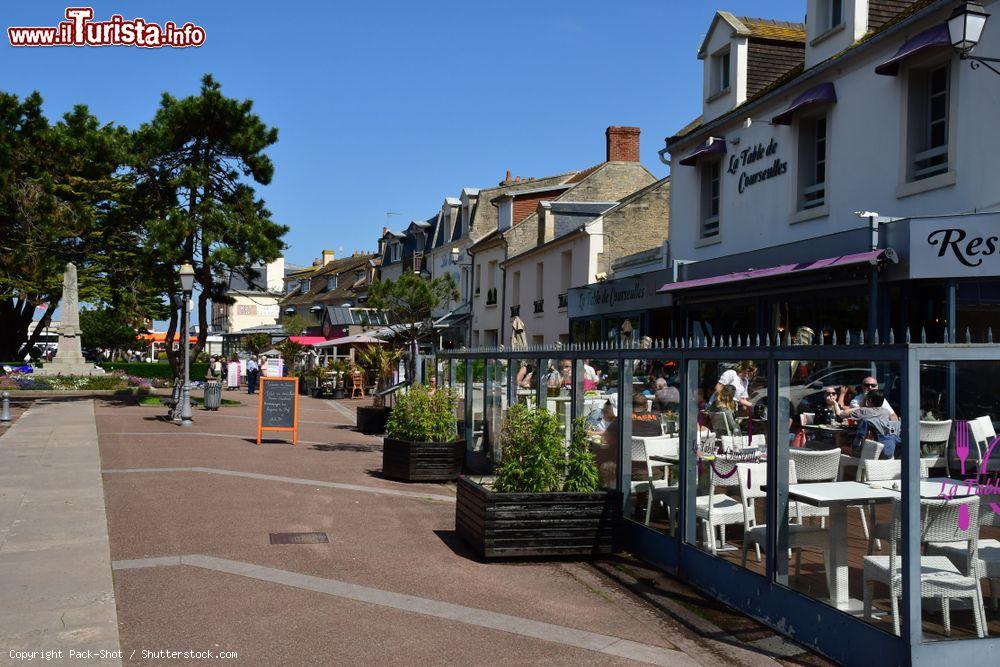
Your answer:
(493, 404), (565, 493)
(563, 418), (602, 493)
(493, 409), (602, 494)
(385, 384), (457, 443)
(98, 362), (209, 380)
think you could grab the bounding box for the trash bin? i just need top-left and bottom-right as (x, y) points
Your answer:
(203, 381), (222, 411)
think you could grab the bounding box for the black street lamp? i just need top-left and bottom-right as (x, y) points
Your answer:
(179, 262), (195, 427)
(948, 1), (1000, 74)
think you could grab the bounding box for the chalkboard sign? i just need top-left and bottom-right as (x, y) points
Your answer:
(257, 377), (299, 445)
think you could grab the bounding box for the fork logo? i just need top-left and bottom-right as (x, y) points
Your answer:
(938, 432), (1000, 522)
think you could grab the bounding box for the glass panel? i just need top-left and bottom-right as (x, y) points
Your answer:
(584, 359), (619, 491)
(469, 359), (485, 457)
(542, 357), (574, 447)
(771, 293), (867, 344)
(626, 358), (680, 531)
(920, 360), (1000, 641)
(451, 359), (466, 444)
(485, 359), (508, 463)
(957, 280), (1000, 343)
(684, 358), (767, 577)
(513, 358), (540, 408)
(777, 357), (906, 633)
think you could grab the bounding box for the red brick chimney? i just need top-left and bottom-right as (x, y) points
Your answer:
(606, 126), (640, 162)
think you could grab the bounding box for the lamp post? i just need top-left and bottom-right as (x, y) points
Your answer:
(948, 1), (998, 75)
(179, 262), (195, 427)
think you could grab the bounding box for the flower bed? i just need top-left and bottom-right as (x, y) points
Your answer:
(0, 371), (152, 392)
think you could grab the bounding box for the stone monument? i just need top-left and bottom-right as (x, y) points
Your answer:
(36, 263), (103, 376)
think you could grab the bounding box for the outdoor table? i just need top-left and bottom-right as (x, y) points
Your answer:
(780, 481), (897, 613)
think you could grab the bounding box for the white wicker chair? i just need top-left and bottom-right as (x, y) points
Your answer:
(919, 419), (951, 472)
(738, 462), (831, 584)
(630, 437), (679, 531)
(695, 459), (744, 554)
(789, 449), (841, 526)
(852, 439), (884, 548)
(863, 496), (987, 637)
(863, 458), (932, 554)
(928, 492), (1000, 610)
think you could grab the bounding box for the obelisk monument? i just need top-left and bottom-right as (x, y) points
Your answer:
(37, 263), (103, 376)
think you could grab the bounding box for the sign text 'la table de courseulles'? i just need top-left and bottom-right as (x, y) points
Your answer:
(257, 377), (299, 446)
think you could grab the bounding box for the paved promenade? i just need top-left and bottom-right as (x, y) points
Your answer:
(0, 399), (121, 663)
(0, 392), (828, 666)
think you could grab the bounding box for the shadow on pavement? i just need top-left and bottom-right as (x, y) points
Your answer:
(311, 443), (381, 453)
(432, 529), (485, 563)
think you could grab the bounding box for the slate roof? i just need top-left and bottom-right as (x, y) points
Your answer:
(279, 254), (375, 307)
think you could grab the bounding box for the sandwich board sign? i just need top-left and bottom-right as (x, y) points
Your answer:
(257, 376), (299, 445)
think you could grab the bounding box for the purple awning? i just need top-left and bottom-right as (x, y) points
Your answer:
(678, 137), (726, 167)
(771, 82), (838, 125)
(875, 23), (950, 76)
(657, 249), (896, 294)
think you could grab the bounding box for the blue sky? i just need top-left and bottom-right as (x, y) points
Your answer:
(4, 1), (806, 269)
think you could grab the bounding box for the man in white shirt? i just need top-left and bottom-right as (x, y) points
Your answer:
(849, 376), (896, 418)
(715, 361), (755, 409)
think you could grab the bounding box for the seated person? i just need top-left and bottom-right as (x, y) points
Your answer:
(848, 376), (897, 419)
(652, 377), (680, 413)
(848, 389), (901, 458)
(631, 392), (664, 437)
(587, 401), (616, 434)
(708, 385), (741, 437)
(515, 363), (535, 389)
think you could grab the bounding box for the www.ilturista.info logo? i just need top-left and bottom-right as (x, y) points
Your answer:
(8, 7), (205, 48)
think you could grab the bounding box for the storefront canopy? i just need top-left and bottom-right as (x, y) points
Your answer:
(771, 82), (837, 125)
(312, 333), (386, 349)
(288, 336), (327, 346)
(874, 23), (950, 76)
(677, 137), (726, 167)
(657, 249), (896, 294)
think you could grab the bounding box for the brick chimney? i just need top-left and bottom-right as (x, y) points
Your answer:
(606, 126), (640, 162)
(322, 249), (336, 265)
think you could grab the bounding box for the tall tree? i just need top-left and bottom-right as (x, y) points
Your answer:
(366, 272), (458, 382)
(132, 75), (287, 380)
(0, 93), (138, 360)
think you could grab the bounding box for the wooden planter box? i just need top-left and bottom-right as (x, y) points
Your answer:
(456, 476), (621, 559)
(382, 437), (464, 482)
(357, 405), (390, 434)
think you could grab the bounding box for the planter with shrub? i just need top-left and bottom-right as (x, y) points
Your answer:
(456, 406), (620, 559)
(382, 384), (463, 482)
(355, 345), (402, 433)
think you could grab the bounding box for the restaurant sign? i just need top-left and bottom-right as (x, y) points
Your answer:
(908, 213), (1000, 279)
(569, 269), (672, 319)
(727, 138), (788, 194)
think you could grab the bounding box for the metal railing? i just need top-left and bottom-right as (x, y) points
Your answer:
(533, 299), (544, 314)
(510, 304), (520, 318)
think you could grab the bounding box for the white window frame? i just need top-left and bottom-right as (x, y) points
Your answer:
(326, 275), (337, 291)
(711, 48), (731, 96)
(698, 161), (722, 243)
(823, 0), (844, 33)
(897, 56), (958, 197)
(796, 113), (829, 213)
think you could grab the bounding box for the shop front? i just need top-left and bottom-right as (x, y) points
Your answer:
(568, 267), (675, 345)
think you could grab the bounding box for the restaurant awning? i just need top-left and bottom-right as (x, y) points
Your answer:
(874, 23), (950, 76)
(678, 137), (727, 167)
(657, 249), (897, 294)
(288, 336), (327, 346)
(771, 82), (837, 125)
(312, 333), (386, 349)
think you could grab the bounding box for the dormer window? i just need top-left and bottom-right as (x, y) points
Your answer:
(389, 242), (401, 263)
(818, 0), (844, 34)
(711, 48), (731, 96)
(326, 275), (337, 291)
(298, 279), (310, 293)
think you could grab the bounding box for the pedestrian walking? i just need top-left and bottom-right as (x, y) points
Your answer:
(246, 356), (260, 394)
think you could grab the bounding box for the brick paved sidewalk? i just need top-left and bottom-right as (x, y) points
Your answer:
(3, 391), (833, 665)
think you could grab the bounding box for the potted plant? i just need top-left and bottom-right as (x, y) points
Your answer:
(326, 358), (349, 399)
(456, 406), (620, 559)
(382, 384), (464, 481)
(300, 365), (324, 396)
(355, 344), (403, 434)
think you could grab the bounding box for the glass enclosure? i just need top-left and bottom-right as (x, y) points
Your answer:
(438, 341), (1000, 663)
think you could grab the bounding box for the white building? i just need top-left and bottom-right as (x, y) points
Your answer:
(659, 0), (1000, 342)
(211, 257), (301, 334)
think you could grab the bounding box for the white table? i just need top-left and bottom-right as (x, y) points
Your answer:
(785, 482), (898, 613)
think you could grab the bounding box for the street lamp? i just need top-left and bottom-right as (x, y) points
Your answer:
(179, 262), (195, 428)
(948, 1), (999, 75)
